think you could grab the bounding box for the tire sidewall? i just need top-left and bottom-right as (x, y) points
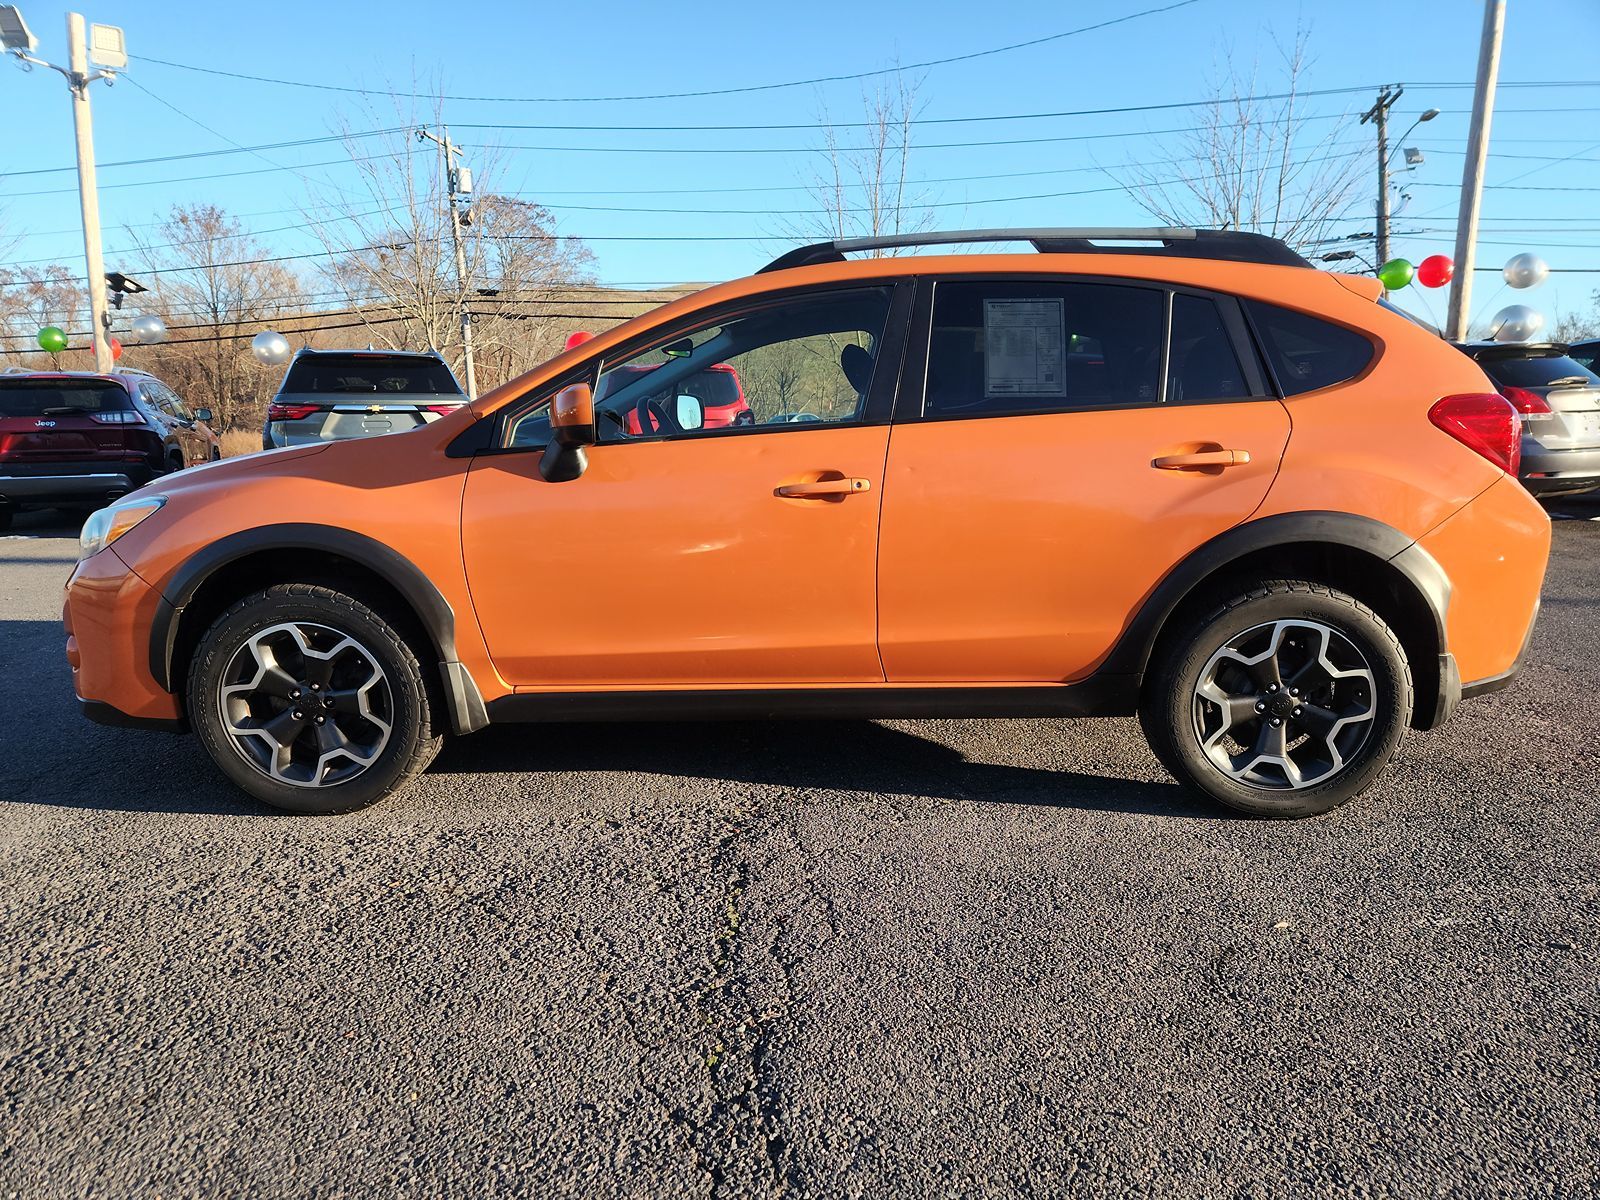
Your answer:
(1146, 585), (1413, 818)
(188, 588), (434, 814)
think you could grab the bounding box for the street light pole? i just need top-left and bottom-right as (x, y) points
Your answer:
(1361, 85), (1402, 272)
(1447, 0), (1507, 342)
(65, 11), (111, 371)
(417, 125), (477, 400)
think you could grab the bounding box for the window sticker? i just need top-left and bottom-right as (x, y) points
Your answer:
(983, 298), (1067, 398)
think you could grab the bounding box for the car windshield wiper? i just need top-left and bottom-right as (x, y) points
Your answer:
(40, 405), (92, 414)
(1544, 376), (1593, 387)
(330, 383), (380, 392)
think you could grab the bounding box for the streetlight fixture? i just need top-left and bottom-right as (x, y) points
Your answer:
(2, 5), (126, 372)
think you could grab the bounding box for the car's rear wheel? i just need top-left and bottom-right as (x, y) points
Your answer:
(1140, 580), (1412, 818)
(187, 584), (443, 814)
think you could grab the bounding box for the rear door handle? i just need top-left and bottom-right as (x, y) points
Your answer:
(1151, 449), (1252, 470)
(774, 477), (872, 498)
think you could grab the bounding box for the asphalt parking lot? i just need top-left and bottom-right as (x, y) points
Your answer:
(2, 504), (1597, 1198)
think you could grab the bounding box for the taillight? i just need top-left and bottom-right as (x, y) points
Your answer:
(1497, 384), (1553, 417)
(267, 402), (320, 421)
(422, 403), (461, 416)
(90, 410), (144, 425)
(1429, 393), (1522, 476)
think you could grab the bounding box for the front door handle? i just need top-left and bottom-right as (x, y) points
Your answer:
(774, 477), (872, 498)
(1151, 449), (1252, 470)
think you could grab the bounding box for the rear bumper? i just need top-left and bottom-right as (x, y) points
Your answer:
(0, 463), (155, 508)
(1521, 442), (1600, 496)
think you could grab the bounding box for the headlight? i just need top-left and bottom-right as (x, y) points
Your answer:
(79, 496), (166, 561)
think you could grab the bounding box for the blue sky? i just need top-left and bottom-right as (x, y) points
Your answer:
(3, 0), (1599, 332)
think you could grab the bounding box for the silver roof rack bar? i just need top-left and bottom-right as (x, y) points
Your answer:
(759, 226), (1310, 273)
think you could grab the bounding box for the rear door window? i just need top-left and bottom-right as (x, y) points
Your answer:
(925, 281), (1164, 416)
(281, 355), (461, 396)
(1244, 300), (1374, 396)
(1167, 294), (1249, 402)
(0, 379), (129, 418)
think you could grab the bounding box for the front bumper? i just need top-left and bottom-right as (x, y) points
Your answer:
(1520, 442), (1600, 497)
(64, 546), (185, 727)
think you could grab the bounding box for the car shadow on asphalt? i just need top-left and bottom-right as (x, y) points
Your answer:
(433, 719), (1214, 819)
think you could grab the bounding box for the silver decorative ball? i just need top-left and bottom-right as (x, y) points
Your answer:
(1490, 304), (1545, 342)
(1502, 253), (1549, 290)
(251, 330), (292, 366)
(130, 314), (167, 345)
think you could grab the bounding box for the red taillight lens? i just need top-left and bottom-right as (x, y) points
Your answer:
(1429, 393), (1522, 476)
(1497, 384), (1552, 415)
(422, 403), (460, 416)
(267, 402), (320, 421)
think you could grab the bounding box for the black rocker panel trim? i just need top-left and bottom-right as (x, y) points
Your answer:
(81, 699), (188, 734)
(148, 524), (488, 736)
(486, 676), (1142, 724)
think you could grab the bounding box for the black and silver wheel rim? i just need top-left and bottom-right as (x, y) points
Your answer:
(216, 621), (393, 789)
(1190, 619), (1377, 792)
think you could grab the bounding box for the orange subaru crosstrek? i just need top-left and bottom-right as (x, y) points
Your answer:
(63, 228), (1550, 817)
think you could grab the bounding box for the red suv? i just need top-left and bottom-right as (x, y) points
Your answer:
(0, 369), (218, 528)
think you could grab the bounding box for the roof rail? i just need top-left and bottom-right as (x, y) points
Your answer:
(758, 227), (1311, 274)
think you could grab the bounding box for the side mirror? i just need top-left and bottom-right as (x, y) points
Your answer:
(675, 394), (704, 431)
(540, 382), (595, 483)
(193, 407), (213, 423)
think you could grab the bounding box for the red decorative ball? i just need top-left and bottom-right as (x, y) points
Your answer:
(1417, 255), (1455, 288)
(109, 337), (123, 361)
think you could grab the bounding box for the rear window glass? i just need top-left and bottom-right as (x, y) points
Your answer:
(0, 379), (129, 418)
(280, 355), (461, 396)
(1167, 294), (1249, 402)
(1245, 300), (1375, 396)
(1477, 354), (1599, 389)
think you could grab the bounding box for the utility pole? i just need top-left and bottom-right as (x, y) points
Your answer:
(1, 7), (125, 371)
(66, 12), (110, 370)
(1360, 85), (1403, 272)
(1447, 0), (1507, 342)
(417, 125), (477, 399)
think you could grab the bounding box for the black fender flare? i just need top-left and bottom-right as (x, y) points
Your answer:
(1100, 510), (1455, 725)
(149, 524), (488, 735)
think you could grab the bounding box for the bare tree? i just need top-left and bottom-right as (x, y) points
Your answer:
(802, 72), (931, 246)
(0, 265), (88, 366)
(1119, 31), (1365, 254)
(306, 106), (594, 392)
(125, 204), (304, 428)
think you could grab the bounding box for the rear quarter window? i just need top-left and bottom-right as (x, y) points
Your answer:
(1244, 300), (1375, 396)
(0, 380), (129, 418)
(281, 355), (461, 396)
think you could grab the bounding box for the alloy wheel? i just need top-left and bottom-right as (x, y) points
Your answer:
(216, 621), (393, 789)
(1190, 619), (1377, 791)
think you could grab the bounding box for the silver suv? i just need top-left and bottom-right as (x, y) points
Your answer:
(1454, 341), (1600, 498)
(262, 349), (467, 449)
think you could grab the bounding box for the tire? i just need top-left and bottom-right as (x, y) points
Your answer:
(187, 584), (444, 814)
(1140, 580), (1412, 818)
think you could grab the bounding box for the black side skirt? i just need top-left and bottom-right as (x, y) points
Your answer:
(484, 676), (1141, 724)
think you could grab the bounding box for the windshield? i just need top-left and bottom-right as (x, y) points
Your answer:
(281, 355), (461, 395)
(1479, 354), (1600, 389)
(0, 379), (129, 418)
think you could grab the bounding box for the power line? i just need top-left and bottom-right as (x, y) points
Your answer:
(133, 2), (1204, 104)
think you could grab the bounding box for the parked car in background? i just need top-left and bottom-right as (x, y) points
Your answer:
(65, 227), (1550, 820)
(1453, 341), (1600, 498)
(1567, 338), (1599, 374)
(0, 368), (216, 530)
(262, 349), (467, 449)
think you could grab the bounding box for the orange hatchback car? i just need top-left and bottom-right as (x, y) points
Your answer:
(64, 228), (1550, 817)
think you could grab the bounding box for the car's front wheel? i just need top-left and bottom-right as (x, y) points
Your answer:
(187, 584), (443, 813)
(1140, 580), (1413, 818)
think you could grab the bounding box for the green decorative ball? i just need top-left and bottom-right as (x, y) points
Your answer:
(1377, 258), (1415, 290)
(38, 326), (68, 353)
